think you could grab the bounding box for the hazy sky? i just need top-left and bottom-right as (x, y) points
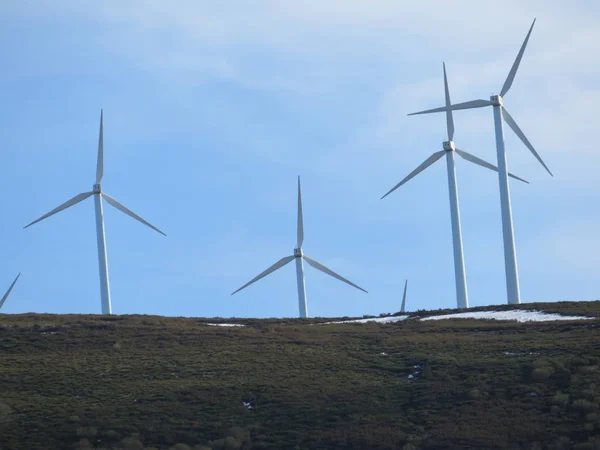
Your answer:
(1, 1), (598, 318)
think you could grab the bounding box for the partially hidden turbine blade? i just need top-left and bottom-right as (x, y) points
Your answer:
(102, 193), (167, 236)
(443, 62), (454, 141)
(381, 150), (445, 199)
(500, 19), (536, 97)
(401, 279), (407, 313)
(455, 149), (529, 184)
(408, 99), (493, 116)
(0, 273), (21, 309)
(302, 255), (368, 293)
(96, 109), (104, 185)
(231, 255), (295, 295)
(297, 176), (304, 248)
(501, 107), (553, 176)
(23, 191), (94, 229)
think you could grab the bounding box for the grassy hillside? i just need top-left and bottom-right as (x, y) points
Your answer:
(1, 301), (600, 450)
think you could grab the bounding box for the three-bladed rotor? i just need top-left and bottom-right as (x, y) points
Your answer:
(23, 110), (166, 236)
(231, 176), (367, 299)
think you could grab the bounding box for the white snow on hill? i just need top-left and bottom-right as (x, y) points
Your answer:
(420, 310), (593, 323)
(204, 323), (247, 327)
(321, 316), (409, 325)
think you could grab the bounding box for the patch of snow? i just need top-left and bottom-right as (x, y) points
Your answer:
(204, 323), (247, 327)
(380, 352), (388, 356)
(407, 363), (423, 380)
(503, 351), (540, 356)
(242, 401), (253, 410)
(321, 315), (409, 325)
(421, 310), (594, 323)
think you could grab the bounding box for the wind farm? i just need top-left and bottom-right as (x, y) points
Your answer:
(1, 7), (599, 450)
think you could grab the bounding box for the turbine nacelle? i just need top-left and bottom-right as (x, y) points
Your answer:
(442, 141), (456, 152)
(294, 248), (303, 258)
(490, 95), (503, 106)
(93, 184), (102, 194)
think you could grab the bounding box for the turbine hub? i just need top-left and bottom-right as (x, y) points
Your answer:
(490, 95), (503, 106)
(93, 184), (102, 194)
(293, 248), (303, 258)
(442, 141), (456, 151)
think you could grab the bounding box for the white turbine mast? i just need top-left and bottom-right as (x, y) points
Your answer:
(23, 110), (166, 315)
(0, 273), (21, 310)
(231, 176), (367, 318)
(408, 19), (551, 305)
(382, 63), (528, 309)
(400, 279), (408, 314)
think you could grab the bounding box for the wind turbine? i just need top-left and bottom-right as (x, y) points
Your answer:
(0, 273), (21, 310)
(408, 19), (551, 305)
(382, 63), (528, 309)
(231, 176), (367, 318)
(400, 279), (407, 314)
(24, 110), (166, 315)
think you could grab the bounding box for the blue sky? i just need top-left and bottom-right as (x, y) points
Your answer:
(1, 1), (598, 318)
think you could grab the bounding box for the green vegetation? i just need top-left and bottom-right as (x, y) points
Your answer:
(1, 300), (600, 449)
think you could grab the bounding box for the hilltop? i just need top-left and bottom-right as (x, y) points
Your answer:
(1, 300), (600, 450)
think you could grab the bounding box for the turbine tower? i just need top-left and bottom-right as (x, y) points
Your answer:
(24, 110), (166, 315)
(408, 20), (551, 305)
(382, 63), (528, 309)
(0, 273), (21, 310)
(231, 176), (367, 318)
(400, 279), (407, 314)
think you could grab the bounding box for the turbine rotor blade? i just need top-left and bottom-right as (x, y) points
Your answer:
(408, 99), (493, 116)
(455, 149), (529, 184)
(231, 255), (295, 295)
(102, 193), (167, 236)
(443, 62), (454, 141)
(96, 109), (104, 185)
(381, 151), (445, 199)
(500, 19), (536, 97)
(23, 191), (94, 229)
(502, 107), (553, 176)
(297, 176), (304, 248)
(303, 255), (368, 293)
(401, 279), (407, 313)
(0, 273), (21, 309)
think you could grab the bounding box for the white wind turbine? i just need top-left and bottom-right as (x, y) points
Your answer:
(0, 273), (21, 310)
(408, 19), (551, 305)
(231, 176), (367, 318)
(24, 110), (166, 315)
(382, 63), (528, 309)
